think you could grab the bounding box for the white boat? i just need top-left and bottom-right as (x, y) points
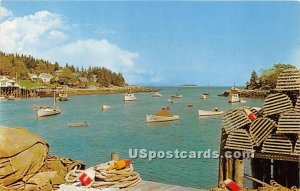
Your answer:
(124, 93), (136, 101)
(58, 92), (69, 101)
(171, 94), (183, 98)
(35, 90), (61, 117)
(198, 109), (224, 116)
(200, 94), (206, 99)
(102, 104), (111, 110)
(67, 121), (88, 127)
(152, 92), (162, 97)
(7, 95), (15, 100)
(146, 109), (179, 123)
(228, 93), (240, 103)
(239, 98), (247, 103)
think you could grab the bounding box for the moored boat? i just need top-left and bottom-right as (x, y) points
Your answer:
(102, 104), (111, 110)
(124, 93), (136, 101)
(200, 94), (206, 99)
(152, 92), (162, 97)
(228, 93), (240, 103)
(67, 121), (88, 127)
(198, 108), (224, 116)
(171, 94), (183, 98)
(239, 98), (247, 103)
(146, 109), (179, 123)
(35, 90), (61, 117)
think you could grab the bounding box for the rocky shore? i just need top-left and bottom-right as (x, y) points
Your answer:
(37, 86), (159, 97)
(218, 89), (270, 99)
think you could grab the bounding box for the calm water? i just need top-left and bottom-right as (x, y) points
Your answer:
(0, 87), (263, 189)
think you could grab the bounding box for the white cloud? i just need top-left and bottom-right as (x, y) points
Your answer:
(0, 6), (145, 84)
(44, 39), (139, 74)
(0, 6), (13, 21)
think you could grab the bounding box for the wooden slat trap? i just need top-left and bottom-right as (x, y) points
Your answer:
(294, 137), (300, 156)
(276, 111), (300, 134)
(223, 108), (251, 134)
(261, 134), (293, 155)
(275, 68), (300, 91)
(262, 93), (293, 117)
(249, 118), (276, 146)
(225, 129), (255, 151)
(295, 96), (300, 112)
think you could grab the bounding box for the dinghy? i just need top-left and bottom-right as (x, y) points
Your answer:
(198, 108), (224, 116)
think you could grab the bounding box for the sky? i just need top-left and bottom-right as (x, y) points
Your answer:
(0, 1), (299, 86)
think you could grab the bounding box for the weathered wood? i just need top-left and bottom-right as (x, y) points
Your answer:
(225, 158), (233, 180)
(276, 111), (300, 134)
(234, 159), (244, 188)
(275, 68), (300, 91)
(294, 137), (300, 156)
(225, 129), (255, 151)
(111, 152), (120, 161)
(249, 118), (276, 146)
(223, 108), (251, 134)
(262, 93), (293, 117)
(295, 96), (300, 112)
(218, 128), (227, 185)
(261, 134), (293, 155)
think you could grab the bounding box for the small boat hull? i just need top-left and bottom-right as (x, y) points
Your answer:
(152, 92), (162, 97)
(102, 104), (111, 110)
(68, 122), (88, 127)
(37, 108), (61, 117)
(124, 93), (136, 101)
(146, 114), (179, 123)
(200, 95), (206, 99)
(198, 110), (224, 116)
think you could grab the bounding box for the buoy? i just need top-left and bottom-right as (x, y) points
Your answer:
(79, 167), (95, 186)
(224, 179), (241, 191)
(107, 159), (131, 170)
(244, 108), (256, 121)
(187, 104), (193, 108)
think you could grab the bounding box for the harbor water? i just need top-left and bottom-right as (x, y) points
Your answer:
(0, 87), (263, 189)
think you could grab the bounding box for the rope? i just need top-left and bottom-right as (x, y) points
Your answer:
(65, 162), (142, 189)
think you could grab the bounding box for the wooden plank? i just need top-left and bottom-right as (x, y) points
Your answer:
(275, 68), (300, 91)
(262, 93), (293, 116)
(127, 181), (207, 191)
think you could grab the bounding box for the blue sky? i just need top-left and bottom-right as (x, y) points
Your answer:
(0, 1), (299, 86)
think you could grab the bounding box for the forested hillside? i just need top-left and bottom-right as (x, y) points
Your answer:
(0, 51), (126, 87)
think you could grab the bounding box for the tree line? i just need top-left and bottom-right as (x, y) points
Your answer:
(0, 51), (126, 87)
(246, 63), (297, 90)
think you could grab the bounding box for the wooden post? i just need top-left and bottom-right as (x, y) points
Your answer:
(226, 158), (233, 179)
(218, 128), (227, 186)
(111, 152), (119, 161)
(234, 159), (244, 188)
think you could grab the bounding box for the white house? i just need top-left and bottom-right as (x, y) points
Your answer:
(0, 76), (20, 87)
(28, 73), (39, 81)
(39, 73), (53, 83)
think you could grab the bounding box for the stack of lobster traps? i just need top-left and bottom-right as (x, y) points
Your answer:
(218, 68), (300, 189)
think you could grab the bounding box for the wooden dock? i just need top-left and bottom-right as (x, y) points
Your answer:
(59, 181), (207, 191)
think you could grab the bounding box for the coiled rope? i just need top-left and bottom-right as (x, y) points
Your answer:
(65, 162), (142, 189)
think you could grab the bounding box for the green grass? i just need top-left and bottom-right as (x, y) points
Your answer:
(17, 80), (44, 89)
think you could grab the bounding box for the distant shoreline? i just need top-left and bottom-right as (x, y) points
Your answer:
(218, 88), (269, 99)
(37, 86), (159, 98)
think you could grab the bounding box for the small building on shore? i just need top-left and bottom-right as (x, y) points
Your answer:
(0, 76), (20, 88)
(38, 73), (53, 83)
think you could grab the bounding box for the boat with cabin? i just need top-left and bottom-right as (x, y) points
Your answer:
(146, 108), (179, 123)
(124, 93), (136, 101)
(171, 93), (183, 98)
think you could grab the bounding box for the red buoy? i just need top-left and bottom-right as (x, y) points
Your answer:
(244, 108), (256, 121)
(79, 168), (95, 186)
(187, 104), (193, 108)
(224, 179), (241, 191)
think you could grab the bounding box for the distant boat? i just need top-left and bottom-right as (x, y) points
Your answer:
(203, 83), (210, 95)
(58, 91), (69, 101)
(146, 108), (179, 123)
(124, 93), (136, 101)
(228, 93), (240, 103)
(67, 121), (88, 127)
(239, 98), (247, 103)
(152, 92), (162, 97)
(102, 104), (111, 110)
(198, 108), (224, 116)
(35, 90), (61, 117)
(7, 95), (15, 100)
(171, 94), (183, 98)
(200, 94), (206, 99)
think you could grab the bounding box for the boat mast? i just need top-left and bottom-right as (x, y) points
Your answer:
(53, 89), (56, 108)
